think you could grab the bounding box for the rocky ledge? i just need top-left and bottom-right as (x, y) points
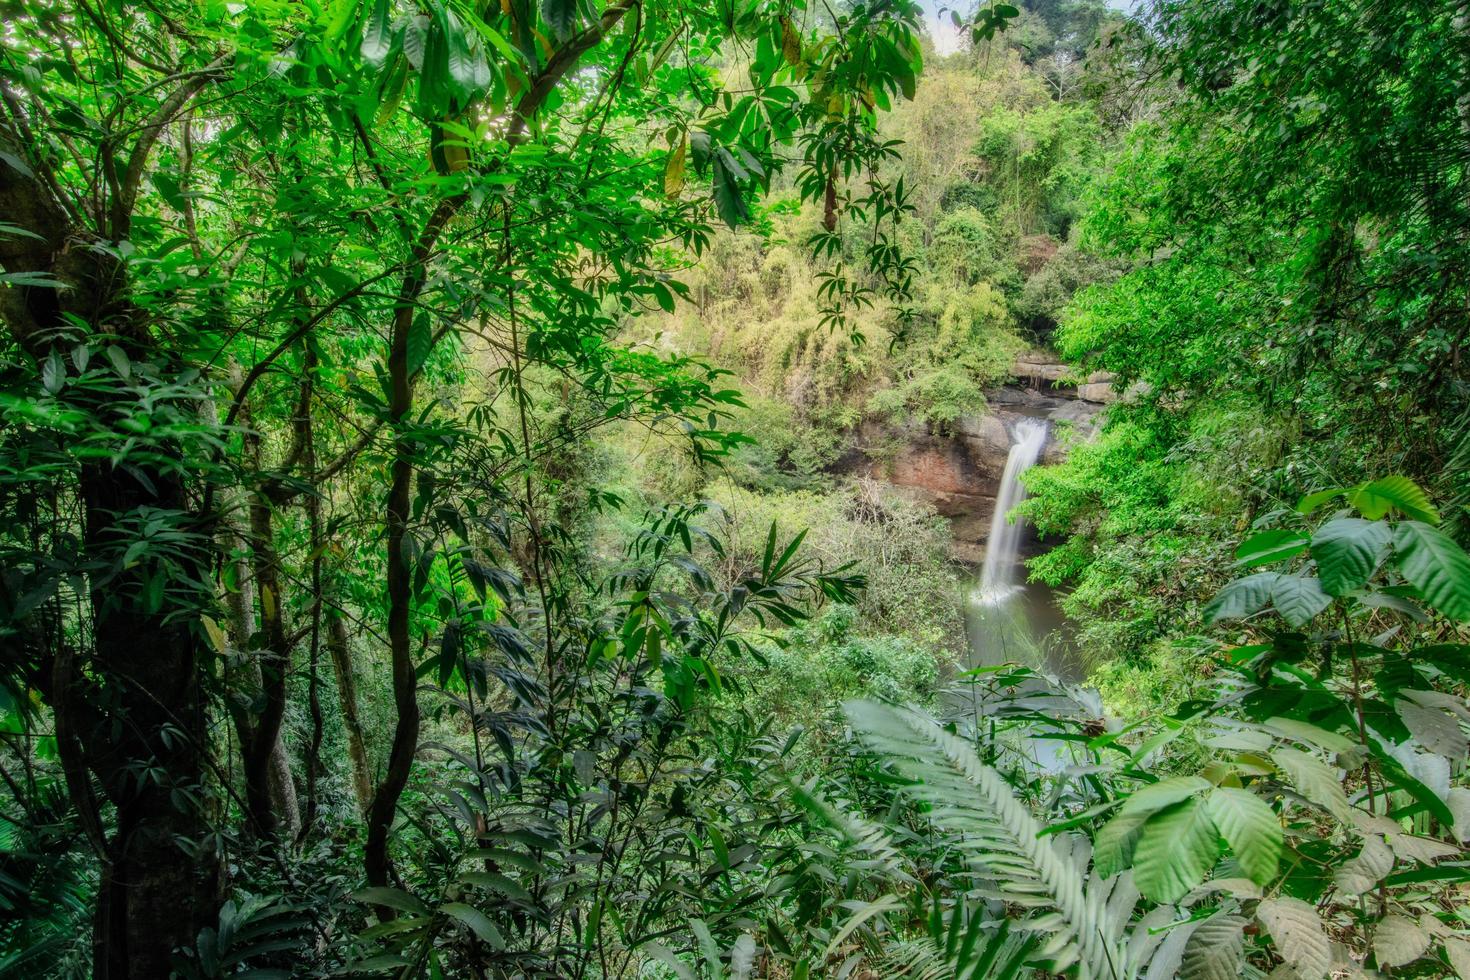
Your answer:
(835, 353), (1107, 562)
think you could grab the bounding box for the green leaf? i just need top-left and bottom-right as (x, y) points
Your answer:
(712, 153), (749, 229)
(41, 353), (63, 394)
(1133, 797), (1221, 903)
(1096, 773), (1213, 876)
(1393, 521), (1470, 620)
(1204, 571), (1281, 622)
(1350, 476), (1439, 524)
(407, 313), (433, 376)
(1121, 775), (1214, 818)
(1297, 487), (1345, 515)
(439, 902), (505, 948)
(105, 345), (131, 380)
(459, 871), (532, 902)
(1234, 528), (1308, 568)
(1394, 698), (1468, 760)
(541, 0), (577, 41)
(443, 8), (490, 103)
(1, 271), (69, 289)
(664, 138), (687, 198)
(1092, 810), (1146, 879)
(1271, 747), (1351, 822)
(1310, 517), (1392, 596)
(1261, 717), (1355, 755)
(641, 942), (694, 980)
(353, 886), (430, 916)
(1255, 897), (1330, 980)
(1270, 574), (1331, 627)
(1205, 787), (1282, 886)
(361, 0), (394, 68)
(1373, 914), (1430, 969)
(1335, 836), (1393, 896)
(1181, 913), (1246, 980)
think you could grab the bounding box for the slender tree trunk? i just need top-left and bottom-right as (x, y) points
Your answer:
(327, 611), (374, 817)
(242, 489), (295, 838)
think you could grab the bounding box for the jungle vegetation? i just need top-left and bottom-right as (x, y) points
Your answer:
(2, 0), (1469, 978)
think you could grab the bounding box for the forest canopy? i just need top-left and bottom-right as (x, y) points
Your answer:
(2, 1), (1470, 978)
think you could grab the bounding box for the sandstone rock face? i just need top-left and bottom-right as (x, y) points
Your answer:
(1011, 352), (1117, 403)
(1076, 382), (1116, 403)
(837, 388), (1105, 562)
(832, 352), (1114, 561)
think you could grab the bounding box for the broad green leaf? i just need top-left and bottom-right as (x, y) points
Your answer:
(1373, 914), (1429, 968)
(353, 886), (430, 916)
(664, 138), (687, 198)
(712, 153), (748, 229)
(1447, 937), (1470, 979)
(1296, 487), (1345, 515)
(443, 9), (490, 103)
(1393, 521), (1470, 620)
(1262, 717), (1355, 755)
(1334, 835), (1392, 896)
(407, 313), (433, 376)
(1234, 528), (1308, 568)
(1450, 787), (1470, 844)
(361, 0), (394, 68)
(1204, 572), (1281, 622)
(1310, 517), (1390, 596)
(1205, 787), (1281, 886)
(690, 918), (724, 978)
(1180, 914), (1246, 980)
(1255, 897), (1330, 980)
(1092, 810), (1145, 879)
(439, 902), (505, 948)
(1351, 476), (1439, 524)
(1270, 574), (1331, 627)
(641, 942), (694, 980)
(1119, 775), (1213, 818)
(105, 345), (131, 379)
(1133, 798), (1220, 903)
(729, 934), (757, 980)
(1394, 699), (1468, 760)
(0, 271), (68, 288)
(541, 0), (577, 41)
(1272, 747), (1351, 822)
(458, 871), (531, 902)
(1093, 810), (1146, 879)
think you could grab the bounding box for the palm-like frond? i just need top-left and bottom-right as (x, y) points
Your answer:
(789, 779), (914, 884)
(882, 896), (1042, 980)
(845, 699), (1132, 979)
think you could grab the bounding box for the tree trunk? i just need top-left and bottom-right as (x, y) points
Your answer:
(2, 117), (223, 977)
(327, 611), (374, 818)
(81, 462), (222, 979)
(221, 496), (300, 839)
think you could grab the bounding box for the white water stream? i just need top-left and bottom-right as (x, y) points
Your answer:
(975, 417), (1049, 604)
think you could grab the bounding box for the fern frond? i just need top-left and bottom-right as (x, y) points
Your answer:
(789, 779), (914, 884)
(845, 700), (1129, 979)
(880, 898), (1040, 980)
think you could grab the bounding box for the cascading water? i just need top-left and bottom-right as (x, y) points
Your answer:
(976, 417), (1048, 604)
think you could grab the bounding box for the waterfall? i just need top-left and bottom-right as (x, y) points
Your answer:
(977, 417), (1048, 603)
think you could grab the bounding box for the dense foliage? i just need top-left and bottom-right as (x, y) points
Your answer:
(2, 1), (1469, 978)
